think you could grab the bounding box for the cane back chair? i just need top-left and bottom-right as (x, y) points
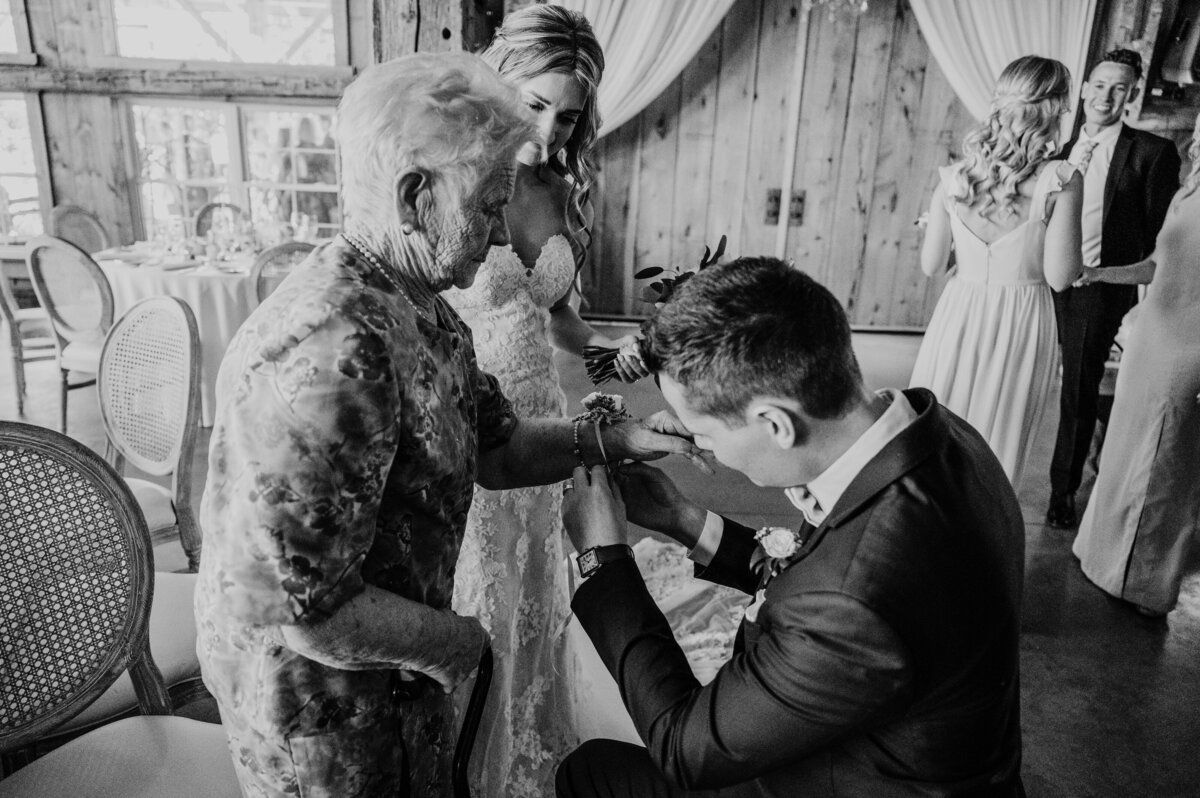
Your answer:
(193, 202), (247, 238)
(250, 240), (314, 303)
(98, 296), (202, 572)
(0, 421), (239, 797)
(49, 203), (111, 254)
(25, 235), (114, 432)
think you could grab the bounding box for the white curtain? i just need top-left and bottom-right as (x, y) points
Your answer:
(560, 0), (737, 137)
(908, 0), (1099, 130)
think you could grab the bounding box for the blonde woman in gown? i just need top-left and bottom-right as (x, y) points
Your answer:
(1072, 115), (1198, 618)
(444, 7), (646, 796)
(911, 55), (1083, 490)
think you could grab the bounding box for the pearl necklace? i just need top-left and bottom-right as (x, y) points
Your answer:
(340, 233), (434, 324)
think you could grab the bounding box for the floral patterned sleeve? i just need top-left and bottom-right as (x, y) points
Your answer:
(203, 293), (402, 627)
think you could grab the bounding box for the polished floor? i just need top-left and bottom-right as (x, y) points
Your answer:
(3, 322), (1198, 797)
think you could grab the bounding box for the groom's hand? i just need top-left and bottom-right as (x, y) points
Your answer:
(614, 463), (707, 549)
(561, 464), (628, 551)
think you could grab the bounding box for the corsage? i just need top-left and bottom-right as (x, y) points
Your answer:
(572, 392), (631, 468)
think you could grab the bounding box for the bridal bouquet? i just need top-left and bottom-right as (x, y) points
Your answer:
(582, 235), (727, 385)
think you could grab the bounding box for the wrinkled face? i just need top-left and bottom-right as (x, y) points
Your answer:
(659, 374), (791, 487)
(431, 164), (514, 289)
(515, 71), (586, 166)
(1081, 61), (1138, 129)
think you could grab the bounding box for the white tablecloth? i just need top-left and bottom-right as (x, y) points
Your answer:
(98, 259), (256, 426)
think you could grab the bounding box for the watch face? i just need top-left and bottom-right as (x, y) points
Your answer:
(577, 549), (600, 577)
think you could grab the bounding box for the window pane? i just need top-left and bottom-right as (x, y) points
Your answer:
(0, 97), (45, 240)
(243, 109), (339, 236)
(0, 6), (17, 52)
(113, 0), (337, 66)
(130, 103), (233, 239)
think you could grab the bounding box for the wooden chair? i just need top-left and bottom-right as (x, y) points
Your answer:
(0, 268), (55, 416)
(49, 202), (111, 254)
(194, 202), (247, 238)
(98, 296), (202, 572)
(0, 420), (240, 797)
(25, 235), (115, 433)
(250, 240), (314, 303)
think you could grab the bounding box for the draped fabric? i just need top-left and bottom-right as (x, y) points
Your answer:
(560, 0), (737, 137)
(908, 0), (1099, 131)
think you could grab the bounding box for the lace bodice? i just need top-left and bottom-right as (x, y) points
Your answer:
(444, 234), (576, 419)
(941, 162), (1073, 286)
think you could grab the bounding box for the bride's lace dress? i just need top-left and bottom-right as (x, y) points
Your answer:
(444, 235), (578, 797)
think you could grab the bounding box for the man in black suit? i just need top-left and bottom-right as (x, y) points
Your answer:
(557, 258), (1026, 797)
(1046, 49), (1180, 528)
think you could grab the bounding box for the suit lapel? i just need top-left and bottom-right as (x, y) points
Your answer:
(1104, 126), (1134, 223)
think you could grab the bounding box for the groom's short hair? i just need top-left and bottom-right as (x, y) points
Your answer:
(642, 257), (863, 424)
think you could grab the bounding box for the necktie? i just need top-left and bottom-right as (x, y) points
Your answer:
(1076, 139), (1099, 174)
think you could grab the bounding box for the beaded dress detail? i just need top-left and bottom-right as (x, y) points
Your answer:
(443, 234), (577, 797)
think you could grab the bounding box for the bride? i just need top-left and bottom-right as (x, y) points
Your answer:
(443, 6), (646, 796)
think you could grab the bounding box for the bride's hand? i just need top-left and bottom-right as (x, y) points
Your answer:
(610, 334), (650, 383)
(1073, 267), (1103, 287)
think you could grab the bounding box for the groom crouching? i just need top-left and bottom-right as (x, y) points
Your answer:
(558, 257), (1025, 797)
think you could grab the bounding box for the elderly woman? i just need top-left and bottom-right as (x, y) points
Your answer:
(195, 52), (694, 798)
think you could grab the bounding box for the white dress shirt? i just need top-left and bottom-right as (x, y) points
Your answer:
(688, 389), (919, 566)
(1070, 122), (1122, 269)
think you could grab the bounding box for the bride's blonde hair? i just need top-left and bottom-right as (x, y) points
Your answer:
(951, 55), (1071, 218)
(1173, 110), (1200, 208)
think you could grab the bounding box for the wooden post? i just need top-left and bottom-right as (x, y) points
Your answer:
(373, 0), (502, 61)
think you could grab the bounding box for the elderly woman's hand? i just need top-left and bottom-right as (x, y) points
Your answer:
(561, 465), (628, 552)
(602, 416), (714, 474)
(422, 611), (490, 694)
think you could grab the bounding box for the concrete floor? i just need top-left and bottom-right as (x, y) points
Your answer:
(3, 321), (1198, 797)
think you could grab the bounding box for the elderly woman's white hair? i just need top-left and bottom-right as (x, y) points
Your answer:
(337, 51), (535, 235)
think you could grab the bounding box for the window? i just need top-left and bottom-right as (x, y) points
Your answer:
(129, 101), (340, 241)
(112, 0), (338, 66)
(0, 95), (45, 240)
(0, 4), (16, 52)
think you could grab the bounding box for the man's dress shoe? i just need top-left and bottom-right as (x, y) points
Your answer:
(1046, 492), (1077, 529)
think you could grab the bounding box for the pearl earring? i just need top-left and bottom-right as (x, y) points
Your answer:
(401, 222), (414, 235)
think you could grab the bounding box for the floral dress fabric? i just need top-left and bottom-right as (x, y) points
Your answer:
(442, 235), (577, 797)
(195, 239), (517, 798)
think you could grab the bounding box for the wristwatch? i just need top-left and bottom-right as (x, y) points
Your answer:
(576, 544), (634, 579)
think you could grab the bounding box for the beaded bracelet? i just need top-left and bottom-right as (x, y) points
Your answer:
(572, 392), (628, 469)
(572, 417), (587, 468)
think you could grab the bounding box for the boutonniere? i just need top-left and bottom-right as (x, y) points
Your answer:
(751, 526), (806, 586)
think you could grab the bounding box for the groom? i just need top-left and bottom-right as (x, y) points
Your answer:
(557, 258), (1026, 797)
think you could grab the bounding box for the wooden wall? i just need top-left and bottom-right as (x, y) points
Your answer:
(585, 0), (975, 327)
(3, 0), (495, 244)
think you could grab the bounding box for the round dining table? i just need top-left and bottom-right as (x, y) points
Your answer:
(97, 257), (257, 426)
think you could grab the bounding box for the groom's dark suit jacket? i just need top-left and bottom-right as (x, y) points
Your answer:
(573, 388), (1026, 797)
(1050, 125), (1179, 495)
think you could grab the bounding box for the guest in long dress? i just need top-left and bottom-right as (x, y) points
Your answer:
(1071, 113), (1196, 619)
(194, 52), (696, 798)
(442, 7), (648, 796)
(910, 55), (1083, 490)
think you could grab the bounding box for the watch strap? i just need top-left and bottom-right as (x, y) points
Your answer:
(576, 543), (634, 579)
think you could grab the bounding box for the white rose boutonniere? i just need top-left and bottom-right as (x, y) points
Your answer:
(757, 526), (800, 559)
(751, 525), (806, 587)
